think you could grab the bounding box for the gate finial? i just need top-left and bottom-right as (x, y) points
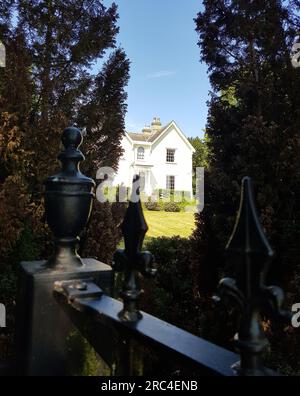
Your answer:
(44, 126), (95, 269)
(113, 175), (156, 322)
(218, 177), (290, 376)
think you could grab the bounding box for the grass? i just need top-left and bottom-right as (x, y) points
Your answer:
(118, 210), (195, 248)
(143, 210), (195, 239)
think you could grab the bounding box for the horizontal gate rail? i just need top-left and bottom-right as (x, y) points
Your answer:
(54, 279), (239, 376)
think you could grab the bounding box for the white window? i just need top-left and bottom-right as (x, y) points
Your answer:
(166, 175), (175, 190)
(166, 148), (175, 163)
(139, 171), (146, 191)
(137, 147), (144, 160)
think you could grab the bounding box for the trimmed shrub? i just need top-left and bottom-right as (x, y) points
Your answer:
(155, 189), (192, 202)
(144, 201), (161, 211)
(163, 202), (180, 212)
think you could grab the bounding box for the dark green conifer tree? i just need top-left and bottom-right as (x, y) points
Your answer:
(192, 0), (300, 373)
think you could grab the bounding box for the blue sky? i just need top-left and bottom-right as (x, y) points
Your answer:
(103, 0), (210, 138)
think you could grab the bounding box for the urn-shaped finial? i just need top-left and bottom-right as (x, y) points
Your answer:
(44, 126), (95, 269)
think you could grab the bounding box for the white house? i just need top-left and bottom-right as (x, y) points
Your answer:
(112, 117), (195, 197)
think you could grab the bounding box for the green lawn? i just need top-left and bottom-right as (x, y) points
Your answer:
(118, 210), (195, 248)
(143, 210), (195, 239)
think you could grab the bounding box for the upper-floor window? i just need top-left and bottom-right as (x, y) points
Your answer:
(166, 148), (175, 163)
(137, 147), (145, 160)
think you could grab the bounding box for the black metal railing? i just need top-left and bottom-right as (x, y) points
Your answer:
(53, 172), (290, 376)
(217, 177), (290, 375)
(11, 127), (291, 376)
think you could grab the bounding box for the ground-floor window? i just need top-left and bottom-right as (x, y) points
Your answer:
(166, 175), (175, 190)
(139, 171), (146, 190)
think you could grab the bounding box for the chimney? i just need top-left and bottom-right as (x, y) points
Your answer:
(151, 117), (162, 131)
(142, 125), (152, 134)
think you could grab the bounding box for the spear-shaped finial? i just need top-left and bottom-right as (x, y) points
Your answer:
(113, 175), (156, 322)
(218, 177), (290, 376)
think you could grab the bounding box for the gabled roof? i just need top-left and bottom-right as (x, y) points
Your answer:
(127, 133), (150, 142)
(125, 120), (195, 153)
(151, 121), (195, 152)
(148, 121), (173, 142)
(127, 121), (173, 143)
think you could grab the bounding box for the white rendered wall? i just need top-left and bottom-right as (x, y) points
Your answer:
(150, 126), (193, 196)
(112, 135), (134, 187)
(112, 128), (194, 198)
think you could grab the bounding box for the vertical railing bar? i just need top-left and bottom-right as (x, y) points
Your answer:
(217, 176), (291, 376)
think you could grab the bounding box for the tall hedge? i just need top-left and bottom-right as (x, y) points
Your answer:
(191, 0), (300, 374)
(0, 1), (129, 360)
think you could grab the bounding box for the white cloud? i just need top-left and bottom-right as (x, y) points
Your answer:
(146, 70), (176, 79)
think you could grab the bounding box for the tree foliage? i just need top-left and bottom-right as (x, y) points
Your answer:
(188, 135), (209, 170)
(193, 0), (300, 285)
(192, 0), (300, 373)
(0, 0), (129, 359)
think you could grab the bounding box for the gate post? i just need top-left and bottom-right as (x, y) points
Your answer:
(15, 127), (112, 376)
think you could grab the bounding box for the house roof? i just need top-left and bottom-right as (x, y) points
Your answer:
(127, 121), (172, 143)
(127, 132), (150, 142)
(125, 119), (195, 153)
